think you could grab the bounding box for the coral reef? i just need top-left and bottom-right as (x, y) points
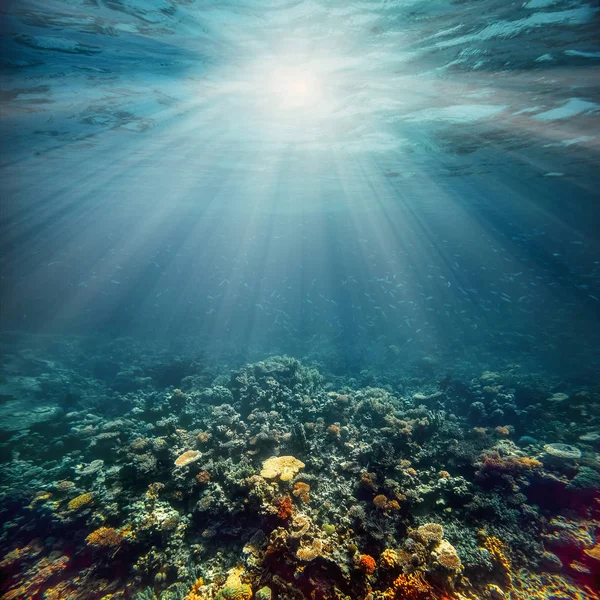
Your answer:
(0, 339), (598, 600)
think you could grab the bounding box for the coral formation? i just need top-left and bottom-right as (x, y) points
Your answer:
(174, 450), (202, 467)
(67, 492), (94, 510)
(216, 570), (252, 600)
(260, 455), (305, 481)
(0, 344), (598, 600)
(86, 527), (124, 548)
(358, 553), (377, 574)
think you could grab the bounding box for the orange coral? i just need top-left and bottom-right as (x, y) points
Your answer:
(386, 572), (434, 599)
(479, 452), (542, 474)
(373, 494), (389, 509)
(86, 527), (124, 548)
(327, 424), (340, 437)
(2, 554), (69, 600)
(292, 481), (310, 503)
(277, 495), (293, 520)
(358, 554), (377, 574)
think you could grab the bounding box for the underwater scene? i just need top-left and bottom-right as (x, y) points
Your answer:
(1, 0), (600, 598)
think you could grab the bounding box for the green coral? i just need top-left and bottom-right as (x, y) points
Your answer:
(255, 587), (272, 600)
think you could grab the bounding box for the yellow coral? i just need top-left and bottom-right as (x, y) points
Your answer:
(296, 538), (322, 561)
(175, 450), (202, 467)
(216, 570), (252, 600)
(483, 536), (512, 584)
(379, 548), (399, 569)
(432, 540), (461, 571)
(185, 577), (204, 600)
(584, 542), (600, 562)
(86, 527), (123, 548)
(260, 456), (305, 481)
(68, 492), (94, 510)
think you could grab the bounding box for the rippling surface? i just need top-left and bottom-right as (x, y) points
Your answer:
(2, 0), (599, 175)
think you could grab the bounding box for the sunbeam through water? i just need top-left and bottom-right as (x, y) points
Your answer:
(1, 0), (599, 598)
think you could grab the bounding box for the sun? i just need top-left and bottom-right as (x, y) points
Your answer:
(265, 66), (322, 110)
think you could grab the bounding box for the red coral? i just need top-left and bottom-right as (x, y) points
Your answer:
(277, 495), (293, 520)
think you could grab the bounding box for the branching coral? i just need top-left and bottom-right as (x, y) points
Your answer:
(385, 572), (435, 599)
(185, 577), (204, 600)
(483, 535), (512, 585)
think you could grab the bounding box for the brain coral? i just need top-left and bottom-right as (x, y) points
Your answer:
(175, 450), (202, 467)
(432, 540), (461, 571)
(416, 523), (444, 544)
(260, 455), (305, 481)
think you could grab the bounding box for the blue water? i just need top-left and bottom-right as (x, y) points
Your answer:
(1, 0), (599, 373)
(2, 4), (600, 598)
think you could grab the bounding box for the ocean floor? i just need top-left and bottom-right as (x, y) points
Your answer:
(0, 334), (599, 599)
